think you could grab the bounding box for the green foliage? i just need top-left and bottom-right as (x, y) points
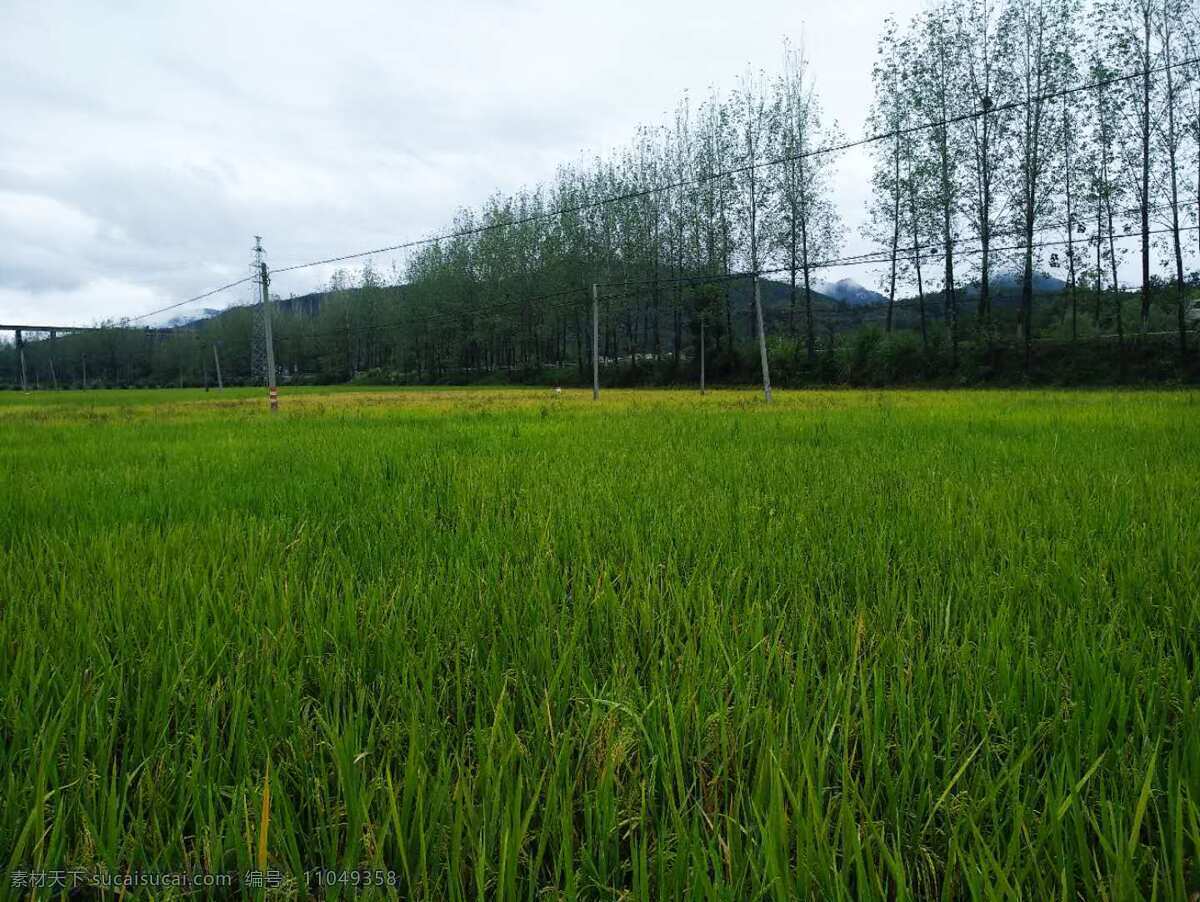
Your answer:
(1, 387), (1198, 898)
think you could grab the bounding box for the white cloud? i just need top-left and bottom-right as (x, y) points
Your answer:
(1, 0), (938, 325)
(0, 279), (163, 327)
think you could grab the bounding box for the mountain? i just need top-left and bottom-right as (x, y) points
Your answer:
(736, 277), (836, 310)
(994, 270), (1066, 294)
(813, 278), (888, 306)
(164, 308), (224, 328)
(959, 270), (1067, 299)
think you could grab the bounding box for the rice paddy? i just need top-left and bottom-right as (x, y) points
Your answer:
(1, 386), (1197, 899)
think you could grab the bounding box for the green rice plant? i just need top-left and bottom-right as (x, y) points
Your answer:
(0, 387), (1197, 899)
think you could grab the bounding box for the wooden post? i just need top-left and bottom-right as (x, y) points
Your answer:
(752, 275), (772, 402)
(592, 283), (599, 401)
(212, 343), (224, 390)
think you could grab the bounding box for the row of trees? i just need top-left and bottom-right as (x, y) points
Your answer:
(4, 0), (1199, 389)
(390, 40), (844, 376)
(385, 0), (1200, 377)
(381, 0), (1200, 376)
(865, 0), (1200, 365)
(4, 282), (1190, 389)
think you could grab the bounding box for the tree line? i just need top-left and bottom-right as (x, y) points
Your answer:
(5, 0), (1200, 390)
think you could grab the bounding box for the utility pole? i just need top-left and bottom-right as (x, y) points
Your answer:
(16, 329), (28, 392)
(255, 237), (278, 412)
(752, 275), (772, 402)
(81, 353), (87, 389)
(49, 330), (58, 389)
(700, 314), (706, 396)
(212, 343), (224, 390)
(592, 283), (599, 401)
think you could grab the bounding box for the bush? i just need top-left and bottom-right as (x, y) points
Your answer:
(846, 328), (883, 385)
(872, 331), (924, 384)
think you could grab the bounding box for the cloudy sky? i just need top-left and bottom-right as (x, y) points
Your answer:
(0, 0), (931, 327)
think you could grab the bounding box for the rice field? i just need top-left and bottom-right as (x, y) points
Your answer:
(1, 386), (1198, 899)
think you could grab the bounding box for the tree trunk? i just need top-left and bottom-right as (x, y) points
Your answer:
(1106, 191), (1123, 352)
(1139, 5), (1151, 332)
(936, 39), (958, 363)
(1163, 22), (1188, 361)
(1063, 99), (1078, 342)
(887, 132), (901, 333)
(1095, 183), (1104, 328)
(940, 134), (958, 362)
(789, 199), (798, 345)
(799, 157), (816, 364)
(978, 96), (992, 331)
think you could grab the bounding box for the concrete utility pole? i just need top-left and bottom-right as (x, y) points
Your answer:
(752, 275), (772, 402)
(255, 237), (278, 412)
(48, 330), (58, 389)
(16, 329), (28, 392)
(592, 283), (600, 401)
(212, 343), (223, 390)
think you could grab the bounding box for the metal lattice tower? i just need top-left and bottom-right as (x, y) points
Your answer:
(250, 262), (267, 385)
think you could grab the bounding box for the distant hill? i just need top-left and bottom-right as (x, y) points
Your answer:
(178, 277), (901, 341)
(275, 292), (325, 318)
(959, 270), (1067, 301)
(173, 269), (1068, 340)
(753, 278), (835, 307)
(164, 307), (224, 328)
(732, 277), (837, 313)
(758, 270), (1065, 313)
(813, 278), (888, 306)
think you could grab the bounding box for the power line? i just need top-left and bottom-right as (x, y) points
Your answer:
(588, 206), (1200, 294)
(795, 221), (1200, 277)
(109, 56), (1200, 332)
(495, 193), (1196, 298)
(125, 275), (258, 324)
(31, 214), (1197, 352)
(266, 54), (1200, 277)
(32, 54), (1200, 344)
(270, 286), (589, 345)
(263, 223), (1198, 355)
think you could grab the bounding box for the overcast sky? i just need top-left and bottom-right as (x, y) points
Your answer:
(0, 0), (934, 327)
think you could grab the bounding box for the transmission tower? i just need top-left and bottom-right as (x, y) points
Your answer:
(250, 263), (267, 384)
